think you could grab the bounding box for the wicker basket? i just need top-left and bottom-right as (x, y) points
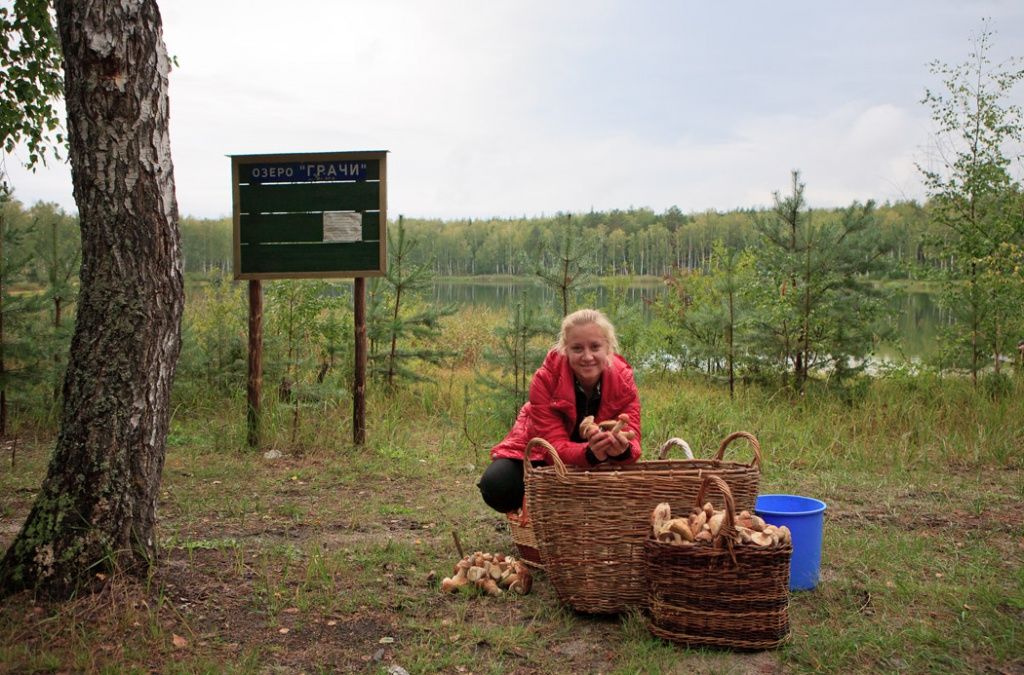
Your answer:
(507, 506), (544, 569)
(644, 475), (791, 650)
(522, 433), (762, 614)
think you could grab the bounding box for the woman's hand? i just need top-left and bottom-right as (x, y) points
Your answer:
(587, 414), (634, 461)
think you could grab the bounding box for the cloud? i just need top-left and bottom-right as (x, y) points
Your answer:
(5, 1), (1021, 220)
(383, 102), (932, 219)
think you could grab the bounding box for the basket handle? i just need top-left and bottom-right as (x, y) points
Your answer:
(713, 431), (762, 470)
(657, 437), (694, 460)
(523, 437), (568, 478)
(695, 474), (737, 534)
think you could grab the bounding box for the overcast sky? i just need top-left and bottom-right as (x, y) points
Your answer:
(3, 1), (1023, 220)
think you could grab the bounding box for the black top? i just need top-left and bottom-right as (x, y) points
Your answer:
(571, 377), (627, 466)
(571, 377), (602, 443)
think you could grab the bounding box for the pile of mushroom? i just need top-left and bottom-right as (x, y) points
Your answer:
(650, 502), (792, 548)
(440, 552), (533, 596)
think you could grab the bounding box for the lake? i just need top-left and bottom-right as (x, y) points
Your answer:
(432, 279), (947, 362)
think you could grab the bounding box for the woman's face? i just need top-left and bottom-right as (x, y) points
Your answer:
(564, 322), (610, 389)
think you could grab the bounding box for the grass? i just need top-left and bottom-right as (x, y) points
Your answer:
(1, 318), (1022, 672)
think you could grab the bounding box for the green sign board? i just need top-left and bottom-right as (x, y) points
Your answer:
(231, 150), (388, 279)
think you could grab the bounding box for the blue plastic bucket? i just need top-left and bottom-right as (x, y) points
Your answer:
(755, 494), (827, 591)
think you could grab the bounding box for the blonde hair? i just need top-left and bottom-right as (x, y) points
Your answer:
(554, 309), (619, 355)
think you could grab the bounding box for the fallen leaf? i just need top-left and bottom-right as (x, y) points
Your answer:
(935, 572), (943, 578)
(283, 607), (299, 614)
(278, 627), (290, 634)
(327, 620), (337, 626)
(172, 634), (188, 649)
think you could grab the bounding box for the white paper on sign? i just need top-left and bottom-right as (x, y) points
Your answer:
(323, 211), (363, 242)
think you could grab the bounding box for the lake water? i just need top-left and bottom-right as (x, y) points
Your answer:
(432, 280), (946, 362)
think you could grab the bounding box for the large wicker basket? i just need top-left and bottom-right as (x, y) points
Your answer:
(644, 475), (791, 650)
(522, 433), (762, 614)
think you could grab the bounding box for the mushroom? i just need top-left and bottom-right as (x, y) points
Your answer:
(441, 569), (470, 593)
(708, 512), (726, 538)
(667, 518), (695, 541)
(509, 567), (533, 594)
(579, 415), (599, 439)
(651, 502), (672, 535)
(735, 511), (755, 530)
(475, 578), (503, 596)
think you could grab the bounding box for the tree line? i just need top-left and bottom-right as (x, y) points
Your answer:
(5, 199), (950, 280)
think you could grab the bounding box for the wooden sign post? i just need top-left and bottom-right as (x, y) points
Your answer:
(231, 151), (387, 448)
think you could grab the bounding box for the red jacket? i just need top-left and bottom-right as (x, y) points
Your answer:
(490, 349), (642, 466)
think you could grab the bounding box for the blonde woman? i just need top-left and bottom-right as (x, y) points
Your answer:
(478, 309), (641, 512)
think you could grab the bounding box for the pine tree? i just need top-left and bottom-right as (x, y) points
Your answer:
(28, 201), (80, 403)
(479, 301), (551, 420)
(370, 216), (456, 388)
(0, 187), (47, 433)
(747, 172), (890, 392)
(536, 214), (595, 317)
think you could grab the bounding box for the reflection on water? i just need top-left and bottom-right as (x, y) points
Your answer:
(877, 291), (949, 360)
(434, 280), (947, 361)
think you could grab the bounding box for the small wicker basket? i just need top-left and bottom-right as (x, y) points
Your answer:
(644, 475), (791, 650)
(522, 434), (761, 614)
(507, 506), (544, 569)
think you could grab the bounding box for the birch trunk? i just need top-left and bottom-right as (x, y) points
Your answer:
(0, 0), (183, 597)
